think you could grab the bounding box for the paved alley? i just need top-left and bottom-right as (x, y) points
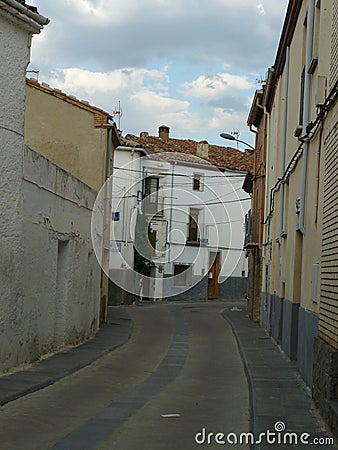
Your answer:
(0, 302), (250, 450)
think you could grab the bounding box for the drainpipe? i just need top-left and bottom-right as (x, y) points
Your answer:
(278, 46), (290, 295)
(298, 0), (316, 235)
(167, 161), (176, 267)
(279, 46), (290, 242)
(105, 127), (113, 228)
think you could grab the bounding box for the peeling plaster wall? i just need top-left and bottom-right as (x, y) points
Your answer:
(0, 147), (100, 373)
(0, 9), (30, 372)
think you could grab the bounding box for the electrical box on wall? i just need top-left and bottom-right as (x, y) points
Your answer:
(315, 75), (327, 107)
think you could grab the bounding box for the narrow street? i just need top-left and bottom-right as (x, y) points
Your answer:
(0, 302), (250, 450)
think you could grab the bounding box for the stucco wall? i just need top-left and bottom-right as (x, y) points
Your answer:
(0, 147), (100, 373)
(0, 9), (32, 372)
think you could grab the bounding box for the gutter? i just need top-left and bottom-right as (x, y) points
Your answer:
(1, 0), (49, 26)
(115, 145), (148, 156)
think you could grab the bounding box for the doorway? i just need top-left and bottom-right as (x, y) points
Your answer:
(208, 252), (220, 299)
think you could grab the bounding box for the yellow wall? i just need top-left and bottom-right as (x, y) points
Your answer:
(262, 0), (332, 314)
(25, 83), (108, 192)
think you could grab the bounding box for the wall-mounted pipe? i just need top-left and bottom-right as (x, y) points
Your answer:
(298, 0), (316, 235)
(279, 46), (290, 242)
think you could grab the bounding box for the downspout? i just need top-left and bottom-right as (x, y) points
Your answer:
(279, 45), (290, 295)
(167, 161), (176, 267)
(279, 45), (290, 242)
(298, 0), (315, 235)
(105, 127), (112, 228)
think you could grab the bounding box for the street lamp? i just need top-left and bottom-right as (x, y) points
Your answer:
(220, 132), (255, 151)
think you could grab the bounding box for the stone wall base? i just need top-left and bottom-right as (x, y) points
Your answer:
(313, 336), (338, 439)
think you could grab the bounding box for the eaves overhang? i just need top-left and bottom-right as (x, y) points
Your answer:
(0, 0), (49, 33)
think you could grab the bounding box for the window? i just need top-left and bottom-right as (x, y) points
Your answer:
(143, 176), (159, 214)
(188, 208), (199, 242)
(174, 264), (191, 286)
(193, 174), (203, 191)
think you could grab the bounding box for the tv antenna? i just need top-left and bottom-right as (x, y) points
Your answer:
(26, 69), (39, 81)
(112, 100), (123, 130)
(256, 72), (267, 86)
(231, 129), (240, 149)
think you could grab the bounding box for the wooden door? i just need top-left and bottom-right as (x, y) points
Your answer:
(208, 252), (220, 299)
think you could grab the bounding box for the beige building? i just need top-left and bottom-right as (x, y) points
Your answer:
(244, 88), (267, 324)
(25, 79), (121, 323)
(259, 0), (338, 435)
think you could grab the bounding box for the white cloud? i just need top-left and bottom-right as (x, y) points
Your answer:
(182, 73), (253, 99)
(29, 0), (288, 72)
(27, 0), (288, 145)
(41, 66), (249, 143)
(49, 67), (169, 95)
(257, 3), (266, 15)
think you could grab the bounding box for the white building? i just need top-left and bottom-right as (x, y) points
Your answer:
(109, 127), (253, 301)
(0, 1), (101, 373)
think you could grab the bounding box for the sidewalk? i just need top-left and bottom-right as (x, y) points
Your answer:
(0, 306), (132, 406)
(222, 303), (336, 449)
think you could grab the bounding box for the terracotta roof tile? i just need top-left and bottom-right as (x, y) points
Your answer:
(124, 133), (253, 172)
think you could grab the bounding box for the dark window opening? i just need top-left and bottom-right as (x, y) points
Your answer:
(193, 174), (203, 191)
(188, 208), (199, 242)
(143, 176), (159, 214)
(174, 264), (191, 286)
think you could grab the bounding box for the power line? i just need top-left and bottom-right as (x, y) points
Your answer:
(112, 166), (245, 178)
(164, 197), (251, 207)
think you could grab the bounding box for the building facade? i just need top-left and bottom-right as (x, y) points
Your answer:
(312, 0), (338, 436)
(256, 0), (338, 435)
(245, 88), (267, 323)
(109, 127), (253, 302)
(0, 1), (105, 374)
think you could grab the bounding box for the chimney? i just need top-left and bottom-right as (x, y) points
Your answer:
(159, 125), (170, 140)
(196, 140), (209, 159)
(140, 131), (149, 138)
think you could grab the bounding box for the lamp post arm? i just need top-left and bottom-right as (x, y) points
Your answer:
(219, 133), (255, 150)
(234, 139), (255, 151)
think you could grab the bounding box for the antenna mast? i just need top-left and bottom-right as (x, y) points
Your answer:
(112, 100), (123, 130)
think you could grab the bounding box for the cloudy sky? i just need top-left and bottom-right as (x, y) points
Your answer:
(28, 0), (288, 147)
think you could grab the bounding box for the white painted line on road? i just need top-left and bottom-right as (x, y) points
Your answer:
(161, 413), (181, 418)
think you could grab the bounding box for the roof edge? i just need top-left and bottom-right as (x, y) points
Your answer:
(26, 78), (112, 118)
(1, 0), (49, 26)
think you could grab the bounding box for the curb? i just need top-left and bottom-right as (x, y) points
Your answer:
(221, 308), (256, 447)
(0, 307), (133, 406)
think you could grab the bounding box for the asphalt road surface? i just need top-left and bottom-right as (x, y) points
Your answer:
(0, 301), (250, 450)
